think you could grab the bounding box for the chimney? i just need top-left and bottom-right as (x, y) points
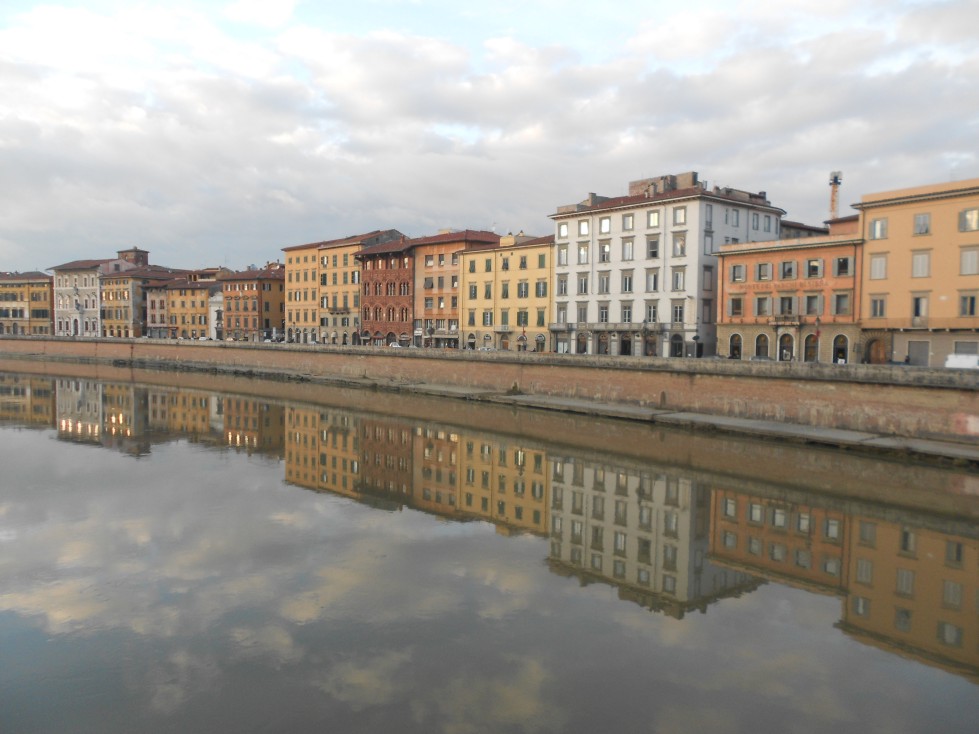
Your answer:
(829, 171), (842, 220)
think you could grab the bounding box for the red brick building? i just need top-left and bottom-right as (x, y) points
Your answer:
(357, 237), (415, 346)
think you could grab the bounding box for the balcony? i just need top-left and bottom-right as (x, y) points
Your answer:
(495, 324), (512, 333)
(548, 322), (572, 331)
(769, 314), (800, 326)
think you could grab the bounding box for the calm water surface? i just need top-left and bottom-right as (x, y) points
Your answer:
(0, 370), (977, 733)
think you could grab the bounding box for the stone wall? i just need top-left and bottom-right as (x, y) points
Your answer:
(2, 336), (977, 444)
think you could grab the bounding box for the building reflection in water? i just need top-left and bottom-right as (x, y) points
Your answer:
(710, 488), (979, 683)
(4, 370), (976, 684)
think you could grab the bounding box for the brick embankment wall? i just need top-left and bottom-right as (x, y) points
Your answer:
(1, 336), (977, 445)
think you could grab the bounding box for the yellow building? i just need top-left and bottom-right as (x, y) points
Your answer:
(854, 177), (979, 365)
(163, 279), (223, 340)
(0, 271), (53, 336)
(459, 233), (554, 351)
(284, 405), (363, 499)
(101, 265), (185, 338)
(457, 434), (549, 535)
(222, 264), (285, 342)
(282, 230), (402, 344)
(840, 515), (979, 683)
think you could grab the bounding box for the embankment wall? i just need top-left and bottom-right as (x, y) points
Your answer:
(2, 336), (977, 445)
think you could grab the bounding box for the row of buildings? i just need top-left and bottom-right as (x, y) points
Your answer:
(2, 371), (975, 682)
(2, 172), (978, 365)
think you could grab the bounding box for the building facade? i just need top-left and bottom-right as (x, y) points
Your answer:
(0, 271), (53, 335)
(716, 216), (862, 362)
(412, 230), (499, 349)
(459, 233), (553, 351)
(854, 177), (979, 366)
(550, 172), (785, 357)
(282, 230), (401, 345)
(221, 264), (285, 341)
(358, 238), (415, 346)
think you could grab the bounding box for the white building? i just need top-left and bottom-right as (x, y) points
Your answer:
(50, 249), (148, 337)
(549, 172), (785, 357)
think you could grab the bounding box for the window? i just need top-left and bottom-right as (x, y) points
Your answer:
(780, 261), (796, 279)
(646, 270), (659, 292)
(621, 304), (633, 323)
(755, 296), (770, 316)
(870, 254), (887, 280)
(914, 213), (930, 235)
(723, 498), (737, 517)
(673, 207), (686, 225)
(622, 213), (634, 230)
(756, 263), (771, 281)
(833, 257), (851, 276)
(622, 273), (633, 293)
(961, 247), (978, 275)
(647, 238), (660, 258)
(577, 303), (588, 322)
(622, 240), (634, 261)
(599, 217), (611, 234)
(647, 210), (660, 228)
(911, 251), (930, 278)
(731, 264), (745, 282)
(806, 259), (823, 278)
(749, 503), (764, 523)
(869, 218), (888, 239)
(856, 558), (873, 584)
(959, 294), (976, 316)
(937, 622), (964, 647)
(558, 222), (568, 239)
(535, 280), (547, 297)
(671, 268), (685, 291)
(672, 303), (684, 323)
(598, 304), (609, 323)
(871, 296), (886, 318)
(942, 580), (963, 609)
(578, 244), (589, 264)
(896, 568), (915, 596)
(833, 293), (850, 315)
(959, 208), (979, 232)
(730, 297), (743, 317)
(598, 273), (610, 293)
(598, 242), (611, 263)
(752, 212), (760, 230)
(577, 275), (588, 294)
(578, 220), (589, 236)
(672, 233), (686, 257)
(517, 282), (529, 298)
(557, 276), (568, 296)
(779, 296), (795, 315)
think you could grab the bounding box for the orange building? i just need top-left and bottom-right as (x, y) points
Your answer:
(709, 488), (848, 596)
(716, 216), (862, 362)
(412, 230), (499, 348)
(0, 271), (53, 336)
(222, 264), (285, 341)
(166, 278), (221, 339)
(282, 230), (402, 345)
(854, 177), (979, 365)
(840, 514), (979, 682)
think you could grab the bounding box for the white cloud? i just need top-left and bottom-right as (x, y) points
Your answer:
(1, 1), (977, 271)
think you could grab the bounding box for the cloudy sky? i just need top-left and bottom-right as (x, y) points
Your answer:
(1, 0), (977, 273)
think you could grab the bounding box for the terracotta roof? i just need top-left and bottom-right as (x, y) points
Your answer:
(408, 229), (500, 247)
(356, 237), (416, 258)
(281, 229), (401, 252)
(48, 258), (114, 271)
(551, 186), (784, 217)
(221, 267), (285, 281)
(0, 271), (52, 282)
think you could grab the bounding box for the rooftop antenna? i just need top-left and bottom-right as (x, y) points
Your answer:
(829, 171), (842, 220)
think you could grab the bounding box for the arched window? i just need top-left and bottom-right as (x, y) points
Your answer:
(778, 334), (794, 362)
(833, 335), (848, 364)
(804, 334), (818, 362)
(729, 334), (742, 359)
(755, 334), (769, 358)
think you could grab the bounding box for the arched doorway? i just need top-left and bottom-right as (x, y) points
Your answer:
(535, 334), (546, 352)
(467, 334), (477, 349)
(778, 334), (794, 362)
(833, 335), (848, 364)
(597, 333), (609, 355)
(501, 336), (510, 351)
(576, 333), (588, 354)
(804, 334), (819, 362)
(643, 334), (657, 356)
(755, 334), (769, 359)
(670, 334), (684, 357)
(620, 335), (632, 356)
(729, 334), (742, 359)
